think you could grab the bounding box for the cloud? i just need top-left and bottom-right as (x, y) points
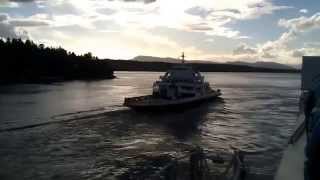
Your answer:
(37, 1), (82, 15)
(279, 13), (320, 32)
(186, 23), (213, 31)
(185, 7), (241, 19)
(92, 19), (121, 30)
(242, 29), (297, 62)
(260, 29), (297, 54)
(0, 13), (8, 22)
(0, 22), (18, 38)
(96, 8), (117, 15)
(181, 0), (291, 38)
(0, 13), (17, 38)
(10, 20), (49, 27)
(230, 27), (299, 62)
(185, 6), (212, 18)
(184, 0), (291, 20)
(88, 0), (292, 39)
(234, 12), (320, 63)
(109, 0), (156, 4)
(0, 13), (49, 39)
(8, 0), (35, 2)
(299, 9), (308, 14)
(221, 8), (241, 14)
(0, 0), (302, 62)
(292, 49), (305, 57)
(304, 42), (320, 47)
(233, 43), (257, 55)
(260, 12), (320, 62)
(291, 47), (320, 58)
(261, 52), (277, 59)
(0, 0), (38, 3)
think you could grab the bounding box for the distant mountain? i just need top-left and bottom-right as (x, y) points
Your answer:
(133, 55), (216, 64)
(109, 59), (300, 73)
(290, 64), (302, 69)
(132, 56), (297, 70)
(227, 61), (296, 70)
(133, 56), (181, 63)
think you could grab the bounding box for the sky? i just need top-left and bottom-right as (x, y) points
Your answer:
(0, 0), (320, 64)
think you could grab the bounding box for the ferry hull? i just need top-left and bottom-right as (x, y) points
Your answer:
(124, 91), (221, 111)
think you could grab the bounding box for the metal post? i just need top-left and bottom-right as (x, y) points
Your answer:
(181, 52), (185, 64)
(190, 147), (204, 180)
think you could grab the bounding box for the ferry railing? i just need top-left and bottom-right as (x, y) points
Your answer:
(288, 91), (308, 144)
(134, 147), (247, 180)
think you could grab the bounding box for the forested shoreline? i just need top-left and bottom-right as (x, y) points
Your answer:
(0, 38), (299, 85)
(108, 60), (300, 73)
(0, 38), (114, 84)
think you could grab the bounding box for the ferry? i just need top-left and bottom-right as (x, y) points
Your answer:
(123, 53), (222, 110)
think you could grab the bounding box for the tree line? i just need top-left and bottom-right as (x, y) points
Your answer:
(0, 38), (114, 84)
(108, 60), (300, 73)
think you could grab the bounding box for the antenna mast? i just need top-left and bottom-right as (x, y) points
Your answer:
(181, 52), (185, 63)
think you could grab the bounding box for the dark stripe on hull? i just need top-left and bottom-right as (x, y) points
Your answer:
(126, 95), (220, 111)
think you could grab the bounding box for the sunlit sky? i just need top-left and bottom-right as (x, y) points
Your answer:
(0, 0), (320, 64)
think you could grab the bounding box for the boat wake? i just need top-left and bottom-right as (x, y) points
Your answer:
(0, 105), (128, 133)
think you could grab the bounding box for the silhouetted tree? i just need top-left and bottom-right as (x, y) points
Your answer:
(84, 52), (93, 59)
(0, 38), (114, 84)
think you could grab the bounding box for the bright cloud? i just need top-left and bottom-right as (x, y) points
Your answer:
(232, 12), (320, 64)
(0, 0), (320, 65)
(299, 9), (308, 14)
(279, 13), (320, 32)
(233, 43), (257, 55)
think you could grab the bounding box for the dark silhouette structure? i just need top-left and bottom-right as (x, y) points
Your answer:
(0, 38), (114, 83)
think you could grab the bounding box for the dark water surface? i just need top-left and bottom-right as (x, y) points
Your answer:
(0, 72), (300, 179)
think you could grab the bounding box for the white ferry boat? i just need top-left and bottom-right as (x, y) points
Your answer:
(124, 53), (221, 110)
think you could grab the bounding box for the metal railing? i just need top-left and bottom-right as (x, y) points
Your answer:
(126, 147), (247, 180)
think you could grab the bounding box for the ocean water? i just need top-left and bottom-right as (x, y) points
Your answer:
(0, 72), (300, 179)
